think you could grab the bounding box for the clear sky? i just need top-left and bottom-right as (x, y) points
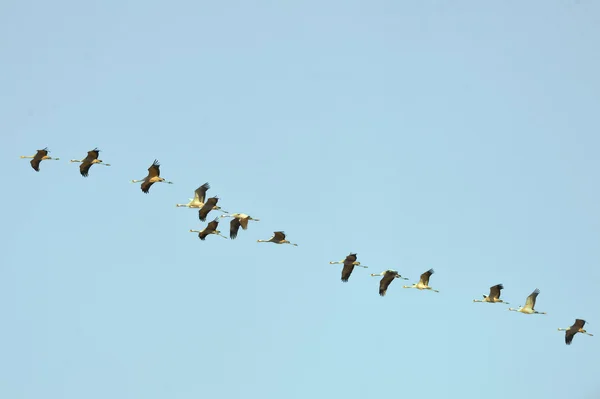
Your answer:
(1, 1), (599, 398)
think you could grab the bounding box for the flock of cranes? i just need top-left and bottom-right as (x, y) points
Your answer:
(20, 147), (595, 346)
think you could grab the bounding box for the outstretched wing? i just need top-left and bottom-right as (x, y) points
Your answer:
(489, 284), (503, 300)
(565, 328), (577, 345)
(525, 288), (540, 309)
(345, 253), (357, 263)
(83, 148), (100, 163)
(379, 273), (394, 296)
(574, 319), (586, 329)
(239, 216), (249, 230)
(420, 269), (434, 286)
(230, 217), (242, 239)
(148, 159), (160, 178)
(79, 148), (100, 177)
(30, 158), (41, 171)
(341, 263), (355, 282)
(30, 148), (48, 171)
(207, 219), (219, 231)
(273, 231), (286, 241)
(34, 148), (49, 160)
(194, 182), (210, 203)
(141, 179), (153, 193)
(206, 197), (219, 207)
(80, 161), (93, 177)
(198, 201), (215, 221)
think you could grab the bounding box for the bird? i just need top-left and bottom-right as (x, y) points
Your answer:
(370, 270), (409, 296)
(176, 182), (213, 208)
(70, 148), (111, 177)
(508, 288), (547, 314)
(219, 213), (260, 239)
(473, 284), (509, 304)
(329, 253), (368, 282)
(131, 159), (173, 193)
(403, 268), (439, 292)
(198, 197), (227, 221)
(257, 231), (298, 246)
(189, 217), (227, 240)
(558, 319), (593, 345)
(20, 147), (59, 171)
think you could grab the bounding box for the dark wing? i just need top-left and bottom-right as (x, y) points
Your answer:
(230, 218), (242, 239)
(199, 230), (209, 240)
(489, 284), (503, 300)
(206, 219), (219, 231)
(341, 263), (355, 282)
(565, 327), (577, 345)
(141, 179), (153, 193)
(525, 288), (540, 309)
(420, 269), (434, 285)
(30, 148), (48, 171)
(239, 217), (249, 230)
(379, 273), (394, 296)
(83, 148), (100, 163)
(345, 253), (357, 263)
(34, 148), (48, 159)
(80, 161), (93, 177)
(206, 197), (219, 207)
(574, 319), (586, 329)
(273, 231), (286, 241)
(30, 159), (41, 171)
(194, 182), (210, 203)
(198, 201), (214, 221)
(148, 159), (160, 178)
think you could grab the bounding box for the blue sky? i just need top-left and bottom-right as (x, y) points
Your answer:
(1, 1), (599, 398)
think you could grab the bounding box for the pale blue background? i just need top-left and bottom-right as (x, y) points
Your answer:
(1, 1), (599, 398)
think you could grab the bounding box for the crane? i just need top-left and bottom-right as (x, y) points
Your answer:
(219, 213), (260, 239)
(370, 270), (408, 296)
(329, 253), (367, 282)
(508, 288), (547, 315)
(70, 148), (111, 177)
(131, 159), (173, 193)
(176, 183), (224, 212)
(257, 231), (298, 246)
(20, 147), (59, 171)
(558, 319), (593, 345)
(198, 197), (227, 221)
(473, 284), (509, 304)
(403, 269), (439, 292)
(189, 218), (227, 240)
